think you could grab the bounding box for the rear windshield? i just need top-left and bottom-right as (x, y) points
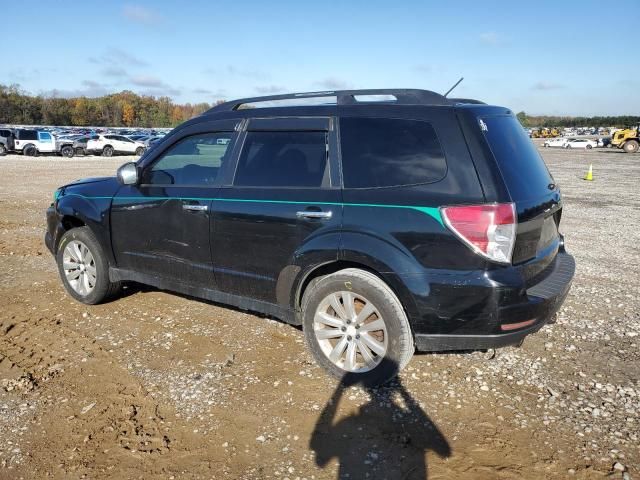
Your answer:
(481, 115), (554, 201)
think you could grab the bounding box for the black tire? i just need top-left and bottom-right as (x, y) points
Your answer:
(23, 145), (37, 156)
(61, 145), (75, 157)
(301, 268), (414, 386)
(623, 140), (639, 153)
(135, 146), (145, 156)
(75, 147), (85, 156)
(102, 145), (114, 157)
(586, 144), (593, 150)
(566, 144), (572, 149)
(0, 144), (6, 155)
(56, 226), (122, 304)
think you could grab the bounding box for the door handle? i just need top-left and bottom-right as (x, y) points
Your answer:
(296, 210), (332, 219)
(182, 204), (208, 212)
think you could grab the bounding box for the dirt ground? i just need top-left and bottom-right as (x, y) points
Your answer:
(1, 144), (638, 480)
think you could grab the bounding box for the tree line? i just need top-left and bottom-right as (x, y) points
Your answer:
(0, 84), (222, 128)
(516, 111), (640, 128)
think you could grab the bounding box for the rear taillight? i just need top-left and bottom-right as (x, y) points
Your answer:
(441, 203), (517, 264)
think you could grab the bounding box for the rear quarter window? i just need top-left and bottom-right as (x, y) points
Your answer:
(339, 117), (446, 188)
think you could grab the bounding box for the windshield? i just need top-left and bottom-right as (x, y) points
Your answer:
(481, 115), (554, 202)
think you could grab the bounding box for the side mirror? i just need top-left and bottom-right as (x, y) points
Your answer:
(117, 162), (139, 185)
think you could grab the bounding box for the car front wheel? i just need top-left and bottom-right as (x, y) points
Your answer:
(102, 145), (114, 157)
(56, 227), (121, 304)
(135, 146), (145, 156)
(302, 268), (414, 386)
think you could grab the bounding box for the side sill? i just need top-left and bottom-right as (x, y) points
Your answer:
(109, 267), (299, 325)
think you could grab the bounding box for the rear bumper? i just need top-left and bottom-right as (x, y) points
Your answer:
(412, 252), (575, 351)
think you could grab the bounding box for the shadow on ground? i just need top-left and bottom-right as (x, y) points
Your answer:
(310, 358), (451, 479)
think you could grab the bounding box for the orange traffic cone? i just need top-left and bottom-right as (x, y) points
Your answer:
(584, 164), (593, 181)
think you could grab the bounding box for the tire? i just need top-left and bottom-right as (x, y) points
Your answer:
(135, 146), (145, 156)
(61, 145), (75, 157)
(301, 268), (414, 386)
(586, 144), (593, 150)
(0, 144), (6, 155)
(102, 145), (114, 157)
(23, 145), (37, 156)
(75, 147), (85, 156)
(566, 144), (572, 149)
(56, 227), (122, 304)
(623, 140), (639, 154)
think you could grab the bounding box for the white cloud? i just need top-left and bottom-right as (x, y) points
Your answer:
(479, 32), (505, 46)
(122, 4), (163, 25)
(532, 81), (565, 91)
(314, 77), (354, 90)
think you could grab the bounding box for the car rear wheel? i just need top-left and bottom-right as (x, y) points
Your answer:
(0, 144), (6, 155)
(23, 145), (37, 156)
(102, 145), (114, 157)
(57, 227), (122, 304)
(623, 140), (639, 153)
(586, 144), (593, 150)
(135, 146), (145, 156)
(61, 145), (75, 157)
(302, 268), (414, 386)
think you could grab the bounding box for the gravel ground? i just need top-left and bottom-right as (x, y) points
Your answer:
(0, 144), (638, 479)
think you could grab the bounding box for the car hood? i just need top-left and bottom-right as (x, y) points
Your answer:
(59, 176), (121, 198)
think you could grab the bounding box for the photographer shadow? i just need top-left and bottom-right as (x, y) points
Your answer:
(310, 358), (451, 479)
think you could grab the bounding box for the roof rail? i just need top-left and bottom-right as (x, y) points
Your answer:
(449, 98), (487, 105)
(205, 88), (453, 113)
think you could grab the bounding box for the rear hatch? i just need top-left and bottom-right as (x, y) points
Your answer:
(479, 114), (562, 282)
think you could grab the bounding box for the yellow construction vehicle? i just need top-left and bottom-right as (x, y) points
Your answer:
(533, 128), (560, 138)
(611, 123), (639, 153)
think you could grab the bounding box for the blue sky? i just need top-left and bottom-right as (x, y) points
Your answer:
(2, 0), (637, 115)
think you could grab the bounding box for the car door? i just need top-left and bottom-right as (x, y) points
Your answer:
(110, 122), (239, 286)
(211, 117), (342, 304)
(38, 132), (55, 152)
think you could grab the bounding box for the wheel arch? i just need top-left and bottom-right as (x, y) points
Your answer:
(53, 196), (115, 265)
(292, 259), (420, 330)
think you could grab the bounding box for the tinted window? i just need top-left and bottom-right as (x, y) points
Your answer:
(145, 132), (233, 185)
(234, 131), (328, 188)
(39, 132), (52, 140)
(18, 130), (38, 140)
(340, 117), (446, 188)
(481, 115), (554, 201)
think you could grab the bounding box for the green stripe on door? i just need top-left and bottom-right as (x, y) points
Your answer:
(60, 193), (444, 226)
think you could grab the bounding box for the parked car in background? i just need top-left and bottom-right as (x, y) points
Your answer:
(14, 129), (58, 156)
(86, 134), (146, 157)
(565, 139), (598, 149)
(56, 135), (95, 157)
(0, 128), (15, 155)
(543, 138), (568, 148)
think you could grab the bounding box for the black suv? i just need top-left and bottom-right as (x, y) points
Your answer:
(45, 89), (575, 384)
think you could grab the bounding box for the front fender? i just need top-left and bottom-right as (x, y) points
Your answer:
(54, 193), (114, 264)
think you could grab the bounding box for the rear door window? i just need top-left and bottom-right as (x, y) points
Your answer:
(234, 131), (328, 188)
(480, 115), (554, 201)
(339, 117), (447, 188)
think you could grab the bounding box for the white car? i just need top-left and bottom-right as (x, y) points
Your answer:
(565, 139), (598, 150)
(14, 129), (58, 156)
(543, 138), (568, 148)
(86, 134), (146, 157)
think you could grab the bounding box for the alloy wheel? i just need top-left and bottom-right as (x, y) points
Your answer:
(313, 291), (388, 372)
(62, 240), (97, 296)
